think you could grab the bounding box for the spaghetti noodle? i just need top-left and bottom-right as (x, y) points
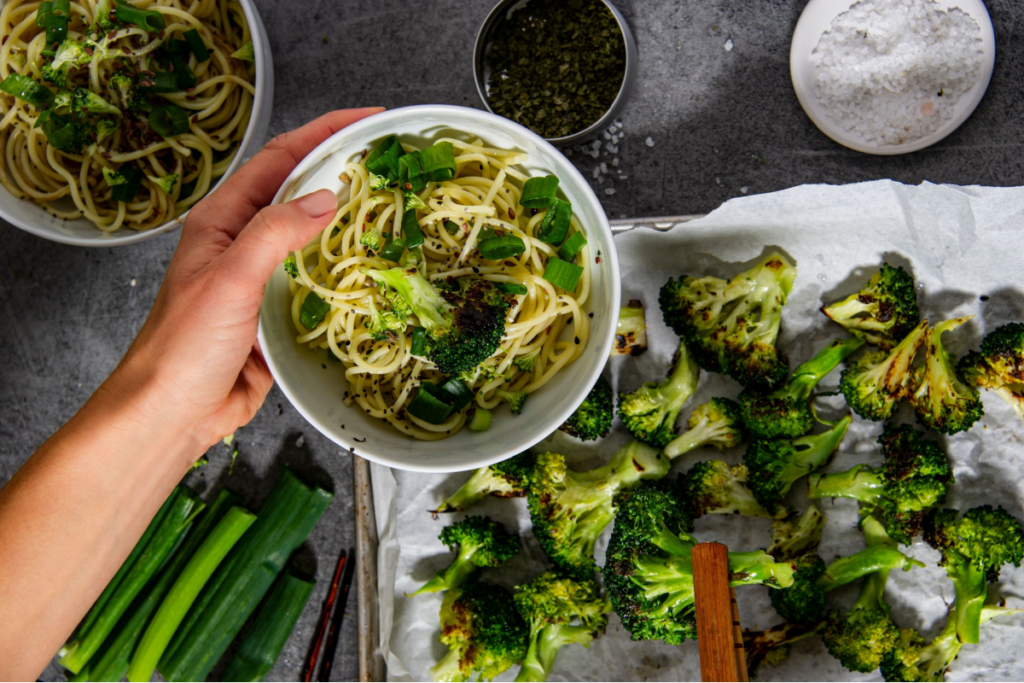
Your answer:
(0, 0), (256, 233)
(287, 135), (592, 441)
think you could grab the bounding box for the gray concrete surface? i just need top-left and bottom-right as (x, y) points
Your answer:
(1, 0), (1021, 681)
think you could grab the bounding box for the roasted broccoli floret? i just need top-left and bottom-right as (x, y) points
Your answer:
(431, 581), (529, 682)
(411, 516), (520, 596)
(659, 252), (797, 388)
(910, 318), (983, 435)
(603, 480), (795, 645)
(959, 322), (1024, 421)
(513, 572), (610, 682)
(360, 227), (382, 251)
(807, 423), (953, 544)
(612, 300), (647, 356)
(742, 415), (851, 512)
(743, 621), (817, 680)
(514, 348), (541, 373)
(768, 505), (826, 561)
(108, 71), (149, 112)
(72, 87), (120, 117)
(922, 505), (1024, 644)
(840, 319), (928, 421)
(497, 389), (527, 415)
(881, 604), (1023, 682)
(663, 398), (745, 459)
(528, 442), (670, 579)
(617, 340), (700, 447)
(739, 337), (865, 439)
(433, 452), (534, 514)
(41, 40), (93, 88)
(366, 305), (407, 341)
(822, 264), (921, 350)
(558, 375), (613, 441)
(367, 268), (509, 375)
(681, 460), (780, 519)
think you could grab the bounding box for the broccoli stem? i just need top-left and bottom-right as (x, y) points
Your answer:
(951, 562), (988, 644)
(782, 337), (866, 402)
(411, 546), (481, 595)
(727, 551), (795, 587)
(806, 465), (885, 505)
(429, 646), (467, 683)
(434, 468), (514, 514)
(782, 417), (852, 482)
(816, 545), (923, 593)
(515, 624), (595, 683)
(633, 555), (697, 615)
(664, 416), (732, 459)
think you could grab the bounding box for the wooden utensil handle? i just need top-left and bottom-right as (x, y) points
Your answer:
(693, 542), (746, 682)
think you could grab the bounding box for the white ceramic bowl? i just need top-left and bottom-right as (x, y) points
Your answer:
(790, 0), (995, 155)
(0, 0), (274, 246)
(258, 105), (620, 473)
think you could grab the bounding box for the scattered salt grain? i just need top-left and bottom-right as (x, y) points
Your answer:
(645, 137), (655, 147)
(605, 188), (616, 196)
(600, 162), (608, 173)
(130, 278), (137, 287)
(724, 38), (734, 51)
(812, 0), (983, 146)
(740, 186), (749, 194)
(611, 158), (619, 167)
(295, 435), (305, 447)
(592, 166), (601, 179)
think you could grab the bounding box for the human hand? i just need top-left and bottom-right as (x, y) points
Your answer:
(114, 107), (383, 452)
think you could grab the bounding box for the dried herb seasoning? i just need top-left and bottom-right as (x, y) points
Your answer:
(485, 0), (626, 139)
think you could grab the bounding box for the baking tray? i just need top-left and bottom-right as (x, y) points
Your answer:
(352, 214), (701, 682)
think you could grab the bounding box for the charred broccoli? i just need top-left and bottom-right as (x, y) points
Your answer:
(527, 442), (670, 579)
(958, 322), (1024, 420)
(742, 415), (851, 511)
(807, 424), (953, 544)
(617, 340), (700, 447)
(659, 252), (797, 388)
(923, 505), (1024, 644)
(744, 622), (817, 679)
(840, 320), (928, 421)
(431, 581), (529, 682)
(663, 398), (746, 460)
(681, 460), (781, 519)
(612, 300), (648, 356)
(822, 264), (921, 350)
(910, 318), (983, 435)
(513, 572), (610, 682)
(411, 516), (519, 596)
(433, 452), (534, 514)
(739, 337), (865, 439)
(768, 505), (826, 561)
(559, 376), (613, 441)
(603, 480), (794, 645)
(367, 268), (509, 375)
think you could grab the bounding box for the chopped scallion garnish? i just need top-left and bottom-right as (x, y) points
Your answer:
(399, 152), (426, 193)
(438, 378), (474, 411)
(0, 74), (54, 109)
(401, 210), (424, 249)
(379, 238), (407, 263)
(114, 2), (165, 32)
(520, 175), (559, 208)
(366, 135), (405, 184)
(557, 231), (588, 261)
(183, 29), (211, 62)
(299, 291), (331, 329)
(478, 235), (525, 261)
(410, 327), (426, 356)
(537, 198), (572, 245)
(110, 166), (143, 202)
(468, 408), (492, 431)
(149, 103), (190, 137)
(420, 141), (456, 182)
(408, 384), (454, 424)
(496, 282), (528, 295)
(542, 256), (584, 292)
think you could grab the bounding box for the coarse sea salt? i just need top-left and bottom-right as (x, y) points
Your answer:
(812, 0), (983, 146)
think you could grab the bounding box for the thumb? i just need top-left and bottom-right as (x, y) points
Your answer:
(219, 189), (337, 287)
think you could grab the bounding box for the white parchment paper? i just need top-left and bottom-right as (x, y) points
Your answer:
(372, 180), (1024, 682)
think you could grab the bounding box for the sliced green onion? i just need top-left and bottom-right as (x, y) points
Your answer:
(468, 408), (492, 431)
(444, 220), (459, 234)
(0, 74), (54, 109)
(143, 71), (180, 93)
(496, 282), (528, 295)
(231, 41), (255, 62)
(537, 198), (572, 245)
(521, 175), (559, 208)
(299, 291), (331, 329)
(398, 152), (426, 193)
(420, 141), (456, 182)
(410, 327), (426, 356)
(438, 378), (473, 412)
(401, 210), (424, 249)
(183, 29), (210, 62)
(169, 56), (196, 90)
(380, 238), (407, 263)
(111, 166), (143, 203)
(126, 506), (256, 683)
(44, 12), (68, 49)
(558, 231), (588, 261)
(478, 235), (525, 261)
(51, 0), (69, 17)
(165, 39), (190, 55)
(179, 177), (198, 201)
(365, 135), (404, 183)
(408, 384), (454, 424)
(149, 103), (190, 137)
(35, 1), (52, 26)
(543, 257), (584, 292)
(115, 2), (165, 31)
(478, 227), (498, 241)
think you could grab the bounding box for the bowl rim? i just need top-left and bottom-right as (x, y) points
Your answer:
(258, 104), (621, 472)
(472, 0), (638, 146)
(0, 0), (271, 247)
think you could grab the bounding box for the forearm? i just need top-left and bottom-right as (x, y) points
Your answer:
(0, 362), (204, 680)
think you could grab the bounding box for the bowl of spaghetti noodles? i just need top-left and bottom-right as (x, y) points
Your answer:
(0, 0), (271, 246)
(258, 105), (620, 473)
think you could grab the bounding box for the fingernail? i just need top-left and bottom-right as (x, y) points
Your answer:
(294, 189), (337, 217)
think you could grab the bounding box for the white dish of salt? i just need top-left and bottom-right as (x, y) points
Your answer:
(791, 0), (995, 155)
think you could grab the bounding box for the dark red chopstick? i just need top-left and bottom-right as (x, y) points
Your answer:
(303, 549), (348, 682)
(318, 547), (355, 681)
